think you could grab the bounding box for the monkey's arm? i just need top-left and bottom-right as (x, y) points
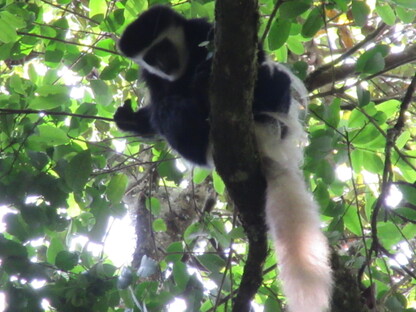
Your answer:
(114, 100), (158, 138)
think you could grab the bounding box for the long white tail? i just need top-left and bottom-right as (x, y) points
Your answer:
(255, 63), (333, 312)
(265, 171), (332, 312)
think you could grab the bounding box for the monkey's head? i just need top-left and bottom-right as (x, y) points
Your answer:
(118, 6), (189, 81)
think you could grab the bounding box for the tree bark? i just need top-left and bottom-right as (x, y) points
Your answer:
(210, 1), (268, 312)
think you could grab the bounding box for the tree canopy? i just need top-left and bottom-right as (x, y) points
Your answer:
(0, 0), (415, 311)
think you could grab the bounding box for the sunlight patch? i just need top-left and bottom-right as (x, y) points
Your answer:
(167, 298), (187, 312)
(385, 184), (403, 208)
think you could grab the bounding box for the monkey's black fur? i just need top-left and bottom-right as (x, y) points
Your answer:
(114, 5), (291, 166)
(114, 8), (334, 311)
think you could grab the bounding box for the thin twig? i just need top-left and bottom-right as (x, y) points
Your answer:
(40, 0), (100, 25)
(0, 108), (114, 122)
(260, 0), (284, 45)
(394, 73), (416, 132)
(17, 31), (118, 55)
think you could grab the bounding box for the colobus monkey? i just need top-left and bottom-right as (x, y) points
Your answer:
(114, 6), (333, 312)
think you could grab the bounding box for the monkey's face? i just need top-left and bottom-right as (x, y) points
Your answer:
(130, 26), (189, 81)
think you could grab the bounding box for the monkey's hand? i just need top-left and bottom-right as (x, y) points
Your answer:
(114, 100), (158, 138)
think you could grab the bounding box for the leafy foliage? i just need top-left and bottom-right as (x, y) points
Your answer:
(0, 0), (415, 311)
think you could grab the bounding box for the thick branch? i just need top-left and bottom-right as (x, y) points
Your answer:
(210, 2), (267, 312)
(306, 22), (387, 87)
(306, 44), (416, 91)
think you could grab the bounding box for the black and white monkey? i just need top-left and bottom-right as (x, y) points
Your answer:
(114, 6), (332, 312)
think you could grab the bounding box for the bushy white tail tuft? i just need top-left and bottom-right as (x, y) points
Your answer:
(256, 62), (333, 312)
(266, 172), (333, 312)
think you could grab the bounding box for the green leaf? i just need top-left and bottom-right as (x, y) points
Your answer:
(125, 68), (139, 81)
(29, 94), (68, 110)
(279, 1), (310, 19)
(45, 49), (64, 67)
(46, 237), (65, 263)
(361, 151), (384, 173)
(286, 37), (305, 55)
(3, 214), (29, 241)
(193, 168), (211, 184)
(403, 223), (416, 241)
(0, 12), (23, 43)
(146, 197), (161, 215)
(343, 206), (361, 235)
(90, 80), (113, 106)
(350, 149), (362, 172)
(28, 151), (49, 170)
(8, 75), (26, 95)
(348, 108), (366, 128)
(124, 0), (148, 21)
(292, 61), (308, 80)
(102, 9), (126, 33)
(305, 134), (333, 159)
(351, 1), (370, 27)
(361, 52), (384, 74)
(165, 242), (183, 263)
(95, 39), (116, 57)
(35, 125), (70, 146)
(316, 159), (335, 184)
(184, 275), (204, 312)
(71, 54), (100, 76)
(352, 124), (385, 148)
(107, 174), (128, 204)
(356, 85), (370, 107)
(376, 4), (396, 26)
(325, 98), (341, 128)
(0, 42), (13, 60)
(396, 130), (411, 149)
(268, 19), (291, 50)
(55, 250), (79, 270)
(173, 261), (190, 292)
(0, 235), (28, 258)
(397, 183), (416, 205)
(157, 158), (183, 184)
(65, 151), (92, 192)
(197, 254), (226, 273)
(377, 223), (402, 249)
(212, 171), (225, 195)
(391, 0), (416, 9)
(395, 6), (416, 23)
(89, 0), (107, 20)
(356, 45), (389, 74)
(0, 11), (26, 28)
(264, 296), (283, 312)
(152, 219), (167, 232)
(395, 207), (416, 221)
(274, 44), (288, 62)
(314, 181), (330, 209)
(376, 99), (400, 117)
(100, 59), (122, 80)
(89, 206), (110, 243)
(301, 7), (324, 38)
(36, 85), (69, 96)
(333, 0), (349, 12)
